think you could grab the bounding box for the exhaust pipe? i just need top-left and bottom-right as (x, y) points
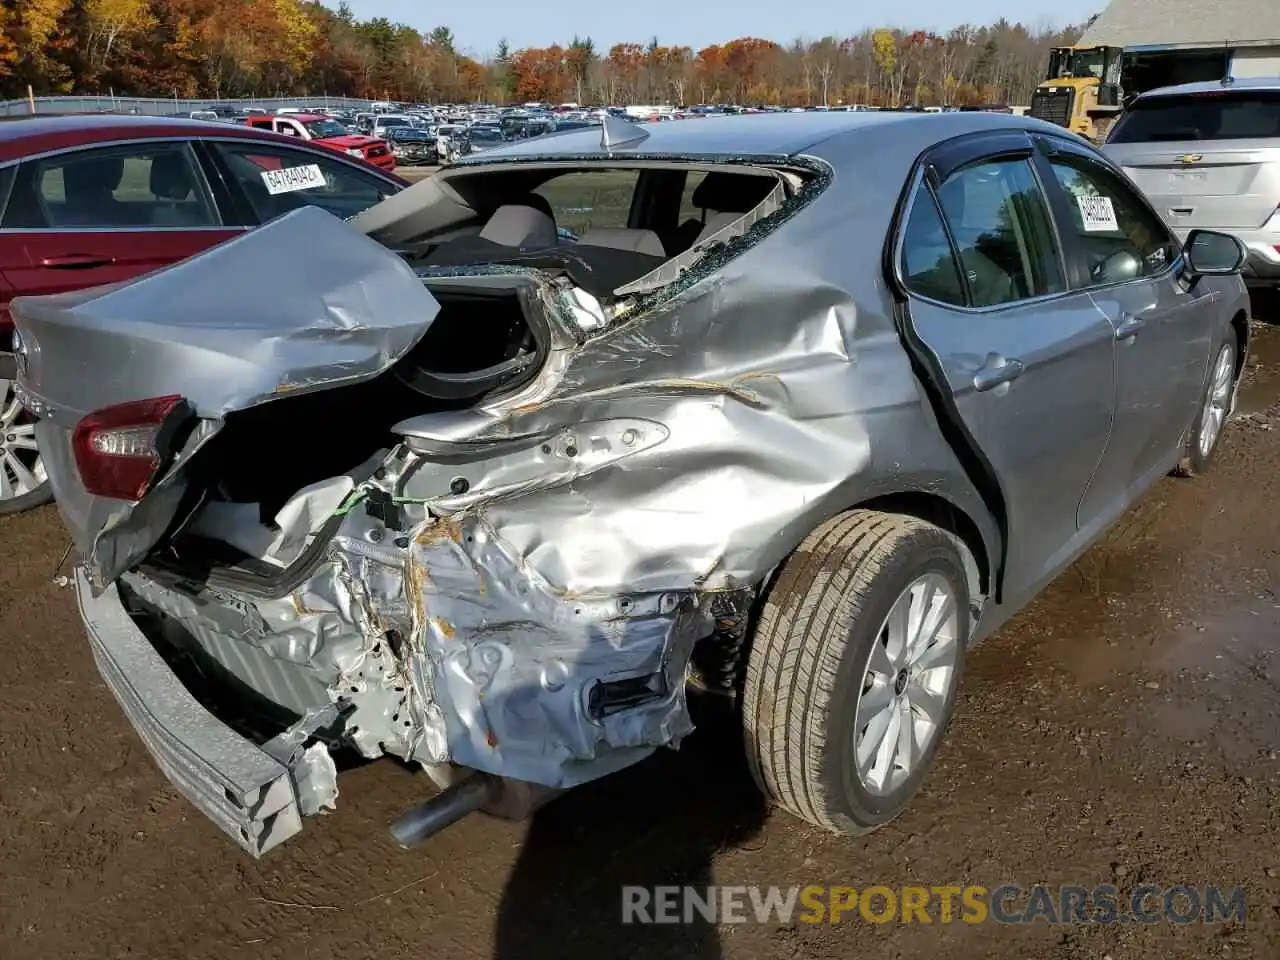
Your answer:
(389, 773), (500, 848)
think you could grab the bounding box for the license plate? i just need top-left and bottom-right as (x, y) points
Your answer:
(261, 164), (327, 195)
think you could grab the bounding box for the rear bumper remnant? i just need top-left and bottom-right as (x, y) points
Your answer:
(76, 568), (335, 857)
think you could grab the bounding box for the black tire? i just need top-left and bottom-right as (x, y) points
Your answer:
(0, 480), (53, 515)
(742, 510), (971, 835)
(1175, 335), (1238, 478)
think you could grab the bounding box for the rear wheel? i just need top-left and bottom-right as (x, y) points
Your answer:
(0, 378), (51, 514)
(1176, 337), (1237, 477)
(742, 511), (970, 835)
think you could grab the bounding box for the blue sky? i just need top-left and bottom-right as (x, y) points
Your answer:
(332, 0), (1106, 58)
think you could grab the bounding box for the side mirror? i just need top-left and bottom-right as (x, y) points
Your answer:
(1093, 249), (1142, 284)
(1184, 229), (1247, 276)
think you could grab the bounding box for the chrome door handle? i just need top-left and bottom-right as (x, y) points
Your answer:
(973, 357), (1025, 392)
(1115, 313), (1146, 340)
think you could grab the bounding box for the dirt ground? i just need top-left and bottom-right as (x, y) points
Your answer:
(3, 318), (1280, 960)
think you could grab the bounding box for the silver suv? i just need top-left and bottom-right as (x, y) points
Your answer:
(1103, 77), (1280, 287)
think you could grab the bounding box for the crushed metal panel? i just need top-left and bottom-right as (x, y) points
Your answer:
(89, 128), (1005, 801)
(78, 571), (305, 857)
(12, 204), (441, 421)
(15, 205), (442, 592)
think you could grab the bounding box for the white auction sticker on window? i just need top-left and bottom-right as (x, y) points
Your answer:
(261, 164), (327, 195)
(1077, 194), (1119, 232)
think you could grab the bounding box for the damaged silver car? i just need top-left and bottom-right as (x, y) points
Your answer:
(13, 113), (1252, 856)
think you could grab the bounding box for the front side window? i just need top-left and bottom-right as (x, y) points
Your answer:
(908, 158), (1065, 308)
(213, 142), (394, 222)
(1047, 155), (1175, 284)
(3, 143), (217, 229)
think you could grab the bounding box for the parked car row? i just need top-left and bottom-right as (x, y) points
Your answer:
(1, 105), (1258, 859)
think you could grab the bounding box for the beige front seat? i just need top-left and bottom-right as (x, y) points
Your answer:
(479, 201), (558, 248)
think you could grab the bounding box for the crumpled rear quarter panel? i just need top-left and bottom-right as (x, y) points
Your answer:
(128, 138), (1000, 791)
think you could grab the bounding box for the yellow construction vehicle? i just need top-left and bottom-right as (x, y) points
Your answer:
(1029, 45), (1125, 142)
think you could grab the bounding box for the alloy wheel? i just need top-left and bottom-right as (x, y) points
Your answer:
(1197, 343), (1234, 461)
(0, 379), (46, 502)
(853, 572), (961, 797)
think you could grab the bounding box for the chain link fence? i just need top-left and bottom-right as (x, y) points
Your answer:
(0, 95), (383, 117)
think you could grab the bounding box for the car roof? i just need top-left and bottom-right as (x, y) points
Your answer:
(456, 110), (1070, 163)
(0, 113), (321, 163)
(1135, 76), (1280, 100)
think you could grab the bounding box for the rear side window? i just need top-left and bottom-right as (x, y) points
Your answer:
(903, 158), (1064, 308)
(1108, 91), (1280, 142)
(3, 143), (218, 229)
(901, 189), (966, 306)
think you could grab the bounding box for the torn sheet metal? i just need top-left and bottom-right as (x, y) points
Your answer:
(12, 205), (441, 422)
(13, 206), (440, 591)
(49, 134), (1012, 817)
(101, 149), (1000, 790)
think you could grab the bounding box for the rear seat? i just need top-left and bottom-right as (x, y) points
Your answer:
(575, 228), (665, 257)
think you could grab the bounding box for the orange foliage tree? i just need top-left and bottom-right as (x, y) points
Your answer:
(0, 9), (1083, 107)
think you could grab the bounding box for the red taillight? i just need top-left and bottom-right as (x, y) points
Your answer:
(72, 395), (187, 501)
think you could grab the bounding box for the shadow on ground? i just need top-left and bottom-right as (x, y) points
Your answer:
(492, 693), (768, 959)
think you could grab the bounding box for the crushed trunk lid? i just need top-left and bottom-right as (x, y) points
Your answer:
(12, 206), (440, 591)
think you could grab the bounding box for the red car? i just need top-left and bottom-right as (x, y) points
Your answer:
(242, 113), (397, 172)
(0, 113), (409, 514)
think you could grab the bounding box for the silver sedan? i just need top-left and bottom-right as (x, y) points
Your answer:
(13, 110), (1251, 856)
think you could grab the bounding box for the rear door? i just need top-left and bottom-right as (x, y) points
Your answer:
(1104, 88), (1280, 233)
(896, 133), (1118, 604)
(0, 141), (244, 303)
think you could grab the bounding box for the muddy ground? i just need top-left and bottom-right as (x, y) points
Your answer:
(3, 319), (1280, 960)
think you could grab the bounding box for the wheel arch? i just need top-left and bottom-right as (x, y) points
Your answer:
(1229, 308), (1249, 385)
(852, 491), (991, 616)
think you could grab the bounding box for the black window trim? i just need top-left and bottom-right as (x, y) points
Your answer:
(0, 138), (228, 233)
(1031, 133), (1184, 293)
(894, 133), (1074, 313)
(0, 165), (16, 227)
(911, 173), (972, 306)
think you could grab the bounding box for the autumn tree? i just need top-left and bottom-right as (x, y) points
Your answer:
(0, 10), (1082, 108)
(83, 0), (154, 74)
(564, 36), (595, 104)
